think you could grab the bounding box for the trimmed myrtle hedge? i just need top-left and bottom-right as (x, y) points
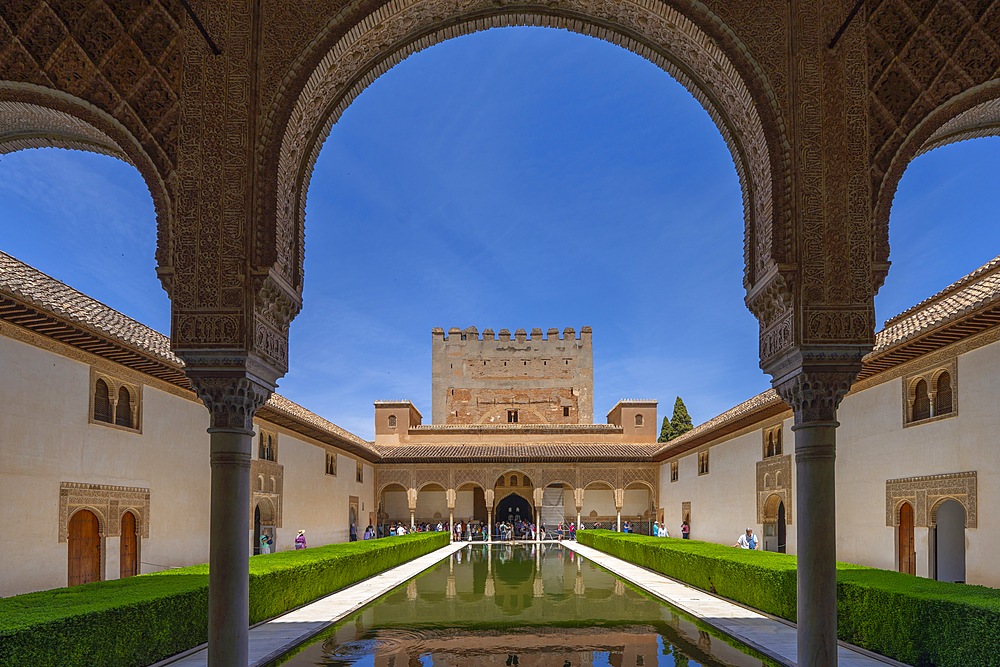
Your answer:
(0, 532), (449, 667)
(578, 531), (1000, 667)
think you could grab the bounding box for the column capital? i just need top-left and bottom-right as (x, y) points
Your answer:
(182, 354), (275, 433)
(772, 348), (865, 424)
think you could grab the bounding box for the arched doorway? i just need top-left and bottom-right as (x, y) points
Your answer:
(496, 493), (532, 525)
(119, 511), (138, 578)
(898, 502), (916, 575)
(762, 494), (786, 554)
(254, 499), (276, 555)
(934, 499), (966, 583)
(68, 509), (101, 586)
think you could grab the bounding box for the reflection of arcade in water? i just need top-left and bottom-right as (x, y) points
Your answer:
(280, 544), (771, 666)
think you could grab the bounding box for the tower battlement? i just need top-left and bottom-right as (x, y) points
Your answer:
(432, 326), (592, 342)
(431, 326), (594, 425)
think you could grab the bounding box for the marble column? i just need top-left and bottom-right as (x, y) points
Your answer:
(187, 367), (273, 667)
(776, 366), (858, 667)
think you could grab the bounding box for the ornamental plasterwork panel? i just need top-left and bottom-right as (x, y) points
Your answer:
(88, 366), (143, 433)
(756, 455), (792, 524)
(250, 459), (283, 529)
(414, 468), (450, 490)
(578, 466), (618, 490)
(885, 471), (977, 529)
(376, 467), (413, 495)
(59, 482), (150, 542)
(275, 0), (783, 296)
(453, 467), (495, 491)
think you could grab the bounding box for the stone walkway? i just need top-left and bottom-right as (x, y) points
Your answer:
(154, 541), (467, 667)
(562, 540), (908, 667)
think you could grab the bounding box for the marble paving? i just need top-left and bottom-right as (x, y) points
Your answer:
(561, 540), (908, 667)
(154, 540), (467, 667)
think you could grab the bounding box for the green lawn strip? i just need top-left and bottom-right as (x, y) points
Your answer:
(577, 531), (1000, 667)
(0, 533), (449, 667)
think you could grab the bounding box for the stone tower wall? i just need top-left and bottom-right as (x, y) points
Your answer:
(431, 327), (594, 425)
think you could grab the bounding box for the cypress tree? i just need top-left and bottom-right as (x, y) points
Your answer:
(670, 396), (693, 439)
(658, 415), (673, 443)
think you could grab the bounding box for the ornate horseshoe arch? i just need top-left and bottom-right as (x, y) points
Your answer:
(0, 82), (174, 284)
(263, 0), (789, 306)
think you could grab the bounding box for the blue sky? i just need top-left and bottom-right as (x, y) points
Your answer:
(1, 27), (998, 440)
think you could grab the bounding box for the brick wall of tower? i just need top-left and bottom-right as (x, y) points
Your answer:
(431, 327), (594, 425)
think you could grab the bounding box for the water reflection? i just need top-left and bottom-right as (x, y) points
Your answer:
(278, 544), (772, 667)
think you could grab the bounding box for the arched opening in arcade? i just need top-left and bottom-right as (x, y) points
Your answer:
(378, 483), (409, 534)
(762, 494), (787, 555)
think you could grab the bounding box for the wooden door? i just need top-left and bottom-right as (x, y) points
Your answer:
(898, 502), (916, 575)
(68, 510), (101, 586)
(120, 512), (138, 578)
(777, 502), (787, 554)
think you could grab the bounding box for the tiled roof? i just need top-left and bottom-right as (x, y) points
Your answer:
(378, 443), (661, 463)
(0, 251), (380, 459)
(0, 251), (179, 364)
(652, 389), (786, 459)
(873, 255), (1000, 354)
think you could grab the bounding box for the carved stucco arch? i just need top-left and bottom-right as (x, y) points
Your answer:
(0, 82), (174, 275)
(929, 496), (971, 529)
(68, 505), (107, 536)
(873, 81), (1000, 272)
(266, 0), (788, 301)
(377, 480), (409, 497)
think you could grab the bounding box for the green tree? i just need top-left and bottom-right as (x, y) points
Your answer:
(658, 415), (673, 442)
(669, 396), (693, 440)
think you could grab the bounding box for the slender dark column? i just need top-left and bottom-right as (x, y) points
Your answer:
(188, 368), (273, 667)
(776, 367), (857, 667)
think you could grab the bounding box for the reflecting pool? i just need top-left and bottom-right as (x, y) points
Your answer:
(276, 543), (777, 667)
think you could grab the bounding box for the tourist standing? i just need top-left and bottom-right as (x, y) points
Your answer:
(295, 530), (307, 550)
(259, 533), (271, 554)
(350, 522), (358, 542)
(681, 520), (690, 539)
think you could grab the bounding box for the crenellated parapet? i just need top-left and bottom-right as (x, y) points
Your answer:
(431, 326), (594, 425)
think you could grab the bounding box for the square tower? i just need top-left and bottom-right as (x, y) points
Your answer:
(431, 326), (594, 425)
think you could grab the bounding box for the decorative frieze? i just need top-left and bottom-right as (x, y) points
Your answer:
(756, 455), (792, 524)
(59, 482), (150, 542)
(885, 472), (977, 528)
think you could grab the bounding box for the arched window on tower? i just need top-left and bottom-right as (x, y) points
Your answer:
(94, 379), (112, 423)
(388, 414), (397, 428)
(634, 414), (644, 427)
(116, 386), (133, 428)
(935, 372), (953, 416)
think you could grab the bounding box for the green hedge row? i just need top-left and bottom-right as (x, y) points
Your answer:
(0, 532), (449, 667)
(577, 531), (1000, 667)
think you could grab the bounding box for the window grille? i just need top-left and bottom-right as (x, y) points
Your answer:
(912, 379), (931, 422)
(935, 372), (953, 415)
(115, 386), (132, 428)
(94, 379), (112, 423)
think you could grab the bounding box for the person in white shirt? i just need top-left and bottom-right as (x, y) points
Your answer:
(735, 527), (759, 549)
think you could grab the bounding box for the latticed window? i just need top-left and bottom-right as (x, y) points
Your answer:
(388, 414), (397, 428)
(356, 461), (364, 483)
(325, 452), (337, 476)
(94, 379), (112, 423)
(764, 426), (782, 458)
(258, 431), (276, 462)
(935, 372), (953, 416)
(510, 475), (518, 486)
(670, 461), (678, 482)
(912, 379), (931, 422)
(115, 386), (133, 428)
(635, 414), (644, 427)
(698, 451), (710, 475)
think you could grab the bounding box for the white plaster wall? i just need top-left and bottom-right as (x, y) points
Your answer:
(382, 489), (409, 522)
(582, 487), (615, 520)
(415, 488), (448, 522)
(655, 339), (999, 586)
(658, 429), (777, 548)
(276, 435), (374, 551)
(0, 336), (210, 596)
(623, 488), (652, 516)
(835, 340), (1000, 586)
(0, 334), (381, 596)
